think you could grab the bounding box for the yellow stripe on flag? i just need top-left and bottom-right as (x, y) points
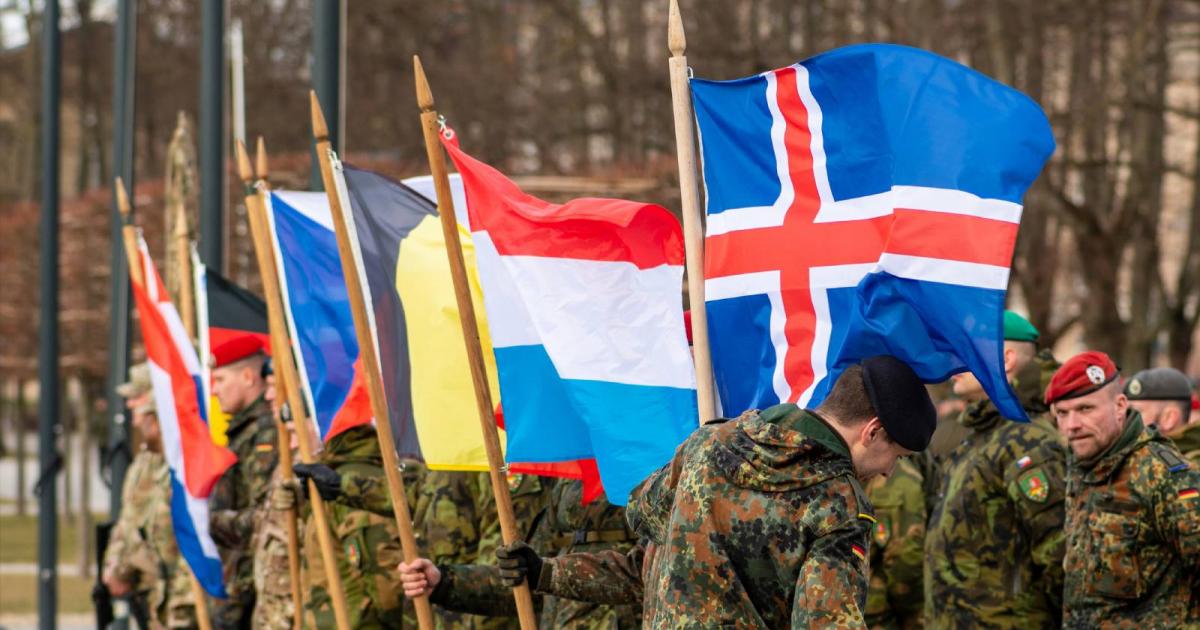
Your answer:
(209, 395), (229, 446)
(396, 217), (502, 470)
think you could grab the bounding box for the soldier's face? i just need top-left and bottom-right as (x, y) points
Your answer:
(849, 418), (913, 481)
(1054, 385), (1128, 460)
(212, 363), (262, 414)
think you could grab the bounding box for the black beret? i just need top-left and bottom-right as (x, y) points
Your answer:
(860, 355), (936, 452)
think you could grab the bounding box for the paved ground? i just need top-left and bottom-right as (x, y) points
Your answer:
(0, 613), (93, 629)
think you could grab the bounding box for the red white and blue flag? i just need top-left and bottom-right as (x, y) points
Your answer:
(695, 44), (1055, 421)
(443, 135), (697, 504)
(131, 235), (235, 597)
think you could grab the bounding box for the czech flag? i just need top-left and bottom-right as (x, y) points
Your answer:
(131, 235), (236, 597)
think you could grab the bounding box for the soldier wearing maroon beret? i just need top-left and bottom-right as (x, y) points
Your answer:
(1050, 351), (1200, 628)
(206, 335), (278, 629)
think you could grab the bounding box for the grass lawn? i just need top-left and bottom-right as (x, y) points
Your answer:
(0, 513), (105, 565)
(0, 573), (94, 615)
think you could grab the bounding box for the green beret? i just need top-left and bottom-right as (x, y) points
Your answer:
(1003, 311), (1039, 343)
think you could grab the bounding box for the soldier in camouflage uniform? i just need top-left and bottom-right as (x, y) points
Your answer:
(208, 337), (277, 629)
(290, 424), (414, 629)
(408, 469), (548, 629)
(1124, 367), (1198, 466)
(398, 477), (642, 628)
(924, 311), (1066, 628)
(103, 368), (197, 629)
(864, 454), (928, 629)
(627, 357), (935, 627)
(1048, 351), (1200, 628)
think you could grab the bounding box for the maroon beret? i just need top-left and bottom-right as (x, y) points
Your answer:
(1045, 350), (1119, 404)
(210, 335), (265, 369)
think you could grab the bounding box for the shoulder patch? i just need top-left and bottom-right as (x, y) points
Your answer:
(873, 519), (890, 546)
(255, 443), (274, 453)
(1015, 455), (1033, 470)
(851, 544), (867, 562)
(1179, 488), (1199, 502)
(1018, 469), (1050, 503)
(1152, 444), (1191, 472)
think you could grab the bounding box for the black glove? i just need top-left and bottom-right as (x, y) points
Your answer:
(293, 463), (342, 501)
(496, 541), (543, 588)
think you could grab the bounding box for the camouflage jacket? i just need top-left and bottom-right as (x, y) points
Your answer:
(627, 405), (874, 629)
(431, 478), (642, 628)
(104, 449), (166, 590)
(865, 456), (926, 629)
(253, 448), (301, 630)
(209, 394), (278, 615)
(303, 425), (408, 629)
(413, 469), (548, 629)
(1063, 411), (1200, 628)
(1168, 421), (1200, 465)
(924, 352), (1066, 628)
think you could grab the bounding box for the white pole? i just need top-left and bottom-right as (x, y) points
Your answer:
(230, 19), (246, 147)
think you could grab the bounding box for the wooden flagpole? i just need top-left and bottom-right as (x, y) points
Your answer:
(667, 0), (717, 423)
(235, 141), (352, 630)
(236, 140), (306, 630)
(411, 56), (538, 630)
(308, 94), (436, 630)
(115, 177), (214, 630)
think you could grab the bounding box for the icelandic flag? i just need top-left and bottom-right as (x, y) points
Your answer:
(265, 191), (374, 443)
(695, 43), (1054, 421)
(442, 134), (698, 504)
(130, 235), (235, 597)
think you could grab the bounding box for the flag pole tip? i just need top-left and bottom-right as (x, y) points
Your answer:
(668, 0), (686, 57)
(414, 55), (434, 112)
(235, 140), (254, 183)
(310, 90), (330, 142)
(115, 177), (131, 220)
(255, 136), (269, 183)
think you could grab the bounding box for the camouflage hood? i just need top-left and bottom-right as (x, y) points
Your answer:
(320, 425), (383, 467)
(712, 404), (855, 493)
(960, 348), (1059, 429)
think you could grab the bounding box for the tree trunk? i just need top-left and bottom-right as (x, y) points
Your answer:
(16, 378), (28, 516)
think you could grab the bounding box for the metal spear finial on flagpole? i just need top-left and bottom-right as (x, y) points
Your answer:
(235, 140), (313, 630)
(308, 92), (437, 630)
(115, 177), (144, 287)
(667, 0), (717, 423)
(236, 138), (350, 628)
(412, 54), (540, 630)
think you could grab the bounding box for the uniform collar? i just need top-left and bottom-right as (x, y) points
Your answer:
(225, 393), (267, 436)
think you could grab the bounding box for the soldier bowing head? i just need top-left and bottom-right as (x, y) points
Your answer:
(821, 355), (937, 481)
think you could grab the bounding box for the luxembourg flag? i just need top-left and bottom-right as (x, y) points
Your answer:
(442, 133), (698, 504)
(131, 235), (236, 597)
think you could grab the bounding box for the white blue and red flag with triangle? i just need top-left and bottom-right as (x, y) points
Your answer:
(695, 44), (1055, 421)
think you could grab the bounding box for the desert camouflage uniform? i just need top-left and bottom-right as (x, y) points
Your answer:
(865, 455), (927, 629)
(209, 396), (278, 629)
(412, 469), (548, 629)
(1063, 411), (1200, 628)
(104, 450), (166, 598)
(303, 425), (418, 629)
(1168, 421), (1200, 465)
(103, 449), (197, 628)
(627, 405), (874, 628)
(429, 478), (642, 628)
(924, 351), (1066, 628)
(252, 448), (300, 629)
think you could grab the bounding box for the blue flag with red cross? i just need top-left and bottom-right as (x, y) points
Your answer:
(695, 44), (1054, 422)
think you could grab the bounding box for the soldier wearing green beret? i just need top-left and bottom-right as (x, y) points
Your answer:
(924, 311), (1067, 628)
